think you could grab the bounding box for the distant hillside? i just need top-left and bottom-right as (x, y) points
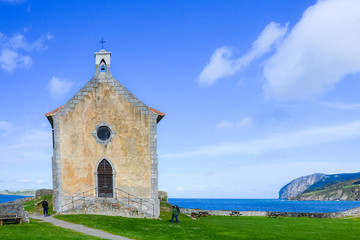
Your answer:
(279, 172), (360, 200)
(292, 178), (360, 201)
(307, 172), (360, 191)
(0, 189), (36, 196)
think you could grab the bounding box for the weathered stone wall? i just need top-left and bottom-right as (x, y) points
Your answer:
(35, 189), (54, 199)
(0, 199), (29, 222)
(158, 191), (168, 202)
(180, 206), (360, 218)
(180, 208), (267, 217)
(60, 198), (156, 218)
(58, 82), (151, 198)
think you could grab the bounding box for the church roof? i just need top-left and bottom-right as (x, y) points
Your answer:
(149, 107), (165, 123)
(45, 106), (63, 127)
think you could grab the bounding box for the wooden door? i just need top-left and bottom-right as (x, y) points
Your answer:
(97, 159), (113, 197)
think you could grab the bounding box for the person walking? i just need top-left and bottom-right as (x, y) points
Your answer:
(171, 205), (180, 224)
(42, 199), (49, 217)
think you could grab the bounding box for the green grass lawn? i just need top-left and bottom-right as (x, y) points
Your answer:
(0, 218), (102, 240)
(55, 204), (360, 240)
(5, 198), (360, 239)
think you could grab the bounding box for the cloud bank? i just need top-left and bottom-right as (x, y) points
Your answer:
(163, 120), (360, 158)
(0, 33), (52, 73)
(199, 0), (360, 101)
(198, 22), (288, 85)
(49, 76), (74, 99)
(264, 0), (360, 100)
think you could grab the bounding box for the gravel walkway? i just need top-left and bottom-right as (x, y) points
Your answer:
(30, 214), (131, 240)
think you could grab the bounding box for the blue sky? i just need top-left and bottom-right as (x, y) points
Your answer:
(1, 0), (360, 198)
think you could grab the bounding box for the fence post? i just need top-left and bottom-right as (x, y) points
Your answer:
(72, 197), (74, 211)
(140, 199), (142, 211)
(153, 203), (155, 217)
(83, 192), (85, 208)
(128, 193), (130, 205)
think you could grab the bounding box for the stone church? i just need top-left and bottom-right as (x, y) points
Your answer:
(46, 49), (164, 217)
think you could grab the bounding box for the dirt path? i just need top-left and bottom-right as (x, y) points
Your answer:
(30, 214), (131, 240)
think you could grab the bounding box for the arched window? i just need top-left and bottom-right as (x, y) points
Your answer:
(97, 159), (113, 197)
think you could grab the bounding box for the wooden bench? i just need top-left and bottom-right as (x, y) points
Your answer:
(191, 211), (209, 218)
(230, 211), (242, 216)
(0, 211), (22, 225)
(268, 212), (286, 218)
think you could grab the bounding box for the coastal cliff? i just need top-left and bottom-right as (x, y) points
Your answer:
(280, 172), (360, 200)
(279, 173), (325, 200)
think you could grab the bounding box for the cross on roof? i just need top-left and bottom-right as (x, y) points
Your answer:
(100, 38), (106, 49)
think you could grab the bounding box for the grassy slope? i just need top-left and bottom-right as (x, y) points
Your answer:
(0, 219), (102, 240)
(0, 194), (102, 240)
(23, 194), (56, 215)
(299, 179), (360, 200)
(55, 202), (360, 240)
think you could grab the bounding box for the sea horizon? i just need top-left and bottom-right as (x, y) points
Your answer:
(2, 195), (360, 213)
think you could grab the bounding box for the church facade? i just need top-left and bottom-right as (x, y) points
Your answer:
(46, 49), (164, 217)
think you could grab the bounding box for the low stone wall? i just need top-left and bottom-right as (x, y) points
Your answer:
(35, 189), (54, 199)
(180, 208), (267, 217)
(180, 206), (360, 218)
(59, 197), (156, 218)
(158, 191), (168, 203)
(0, 199), (29, 223)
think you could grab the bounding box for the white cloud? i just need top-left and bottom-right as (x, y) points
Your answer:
(36, 179), (44, 184)
(236, 117), (253, 127)
(49, 76), (74, 99)
(163, 120), (360, 158)
(322, 102), (360, 110)
(198, 22), (288, 85)
(18, 179), (30, 183)
(0, 32), (52, 73)
(0, 121), (12, 131)
(215, 120), (233, 129)
(0, 48), (32, 72)
(264, 0), (360, 100)
(215, 117), (253, 129)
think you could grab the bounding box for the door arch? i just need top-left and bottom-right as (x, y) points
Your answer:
(96, 159), (114, 197)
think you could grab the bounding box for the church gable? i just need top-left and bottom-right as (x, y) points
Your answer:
(58, 77), (151, 118)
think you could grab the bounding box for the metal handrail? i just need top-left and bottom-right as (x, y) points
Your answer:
(60, 188), (96, 212)
(115, 188), (155, 216)
(59, 187), (155, 217)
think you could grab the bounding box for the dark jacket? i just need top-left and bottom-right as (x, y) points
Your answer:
(42, 200), (49, 209)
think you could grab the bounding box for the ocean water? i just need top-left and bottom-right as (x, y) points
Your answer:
(169, 198), (360, 213)
(0, 195), (30, 204)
